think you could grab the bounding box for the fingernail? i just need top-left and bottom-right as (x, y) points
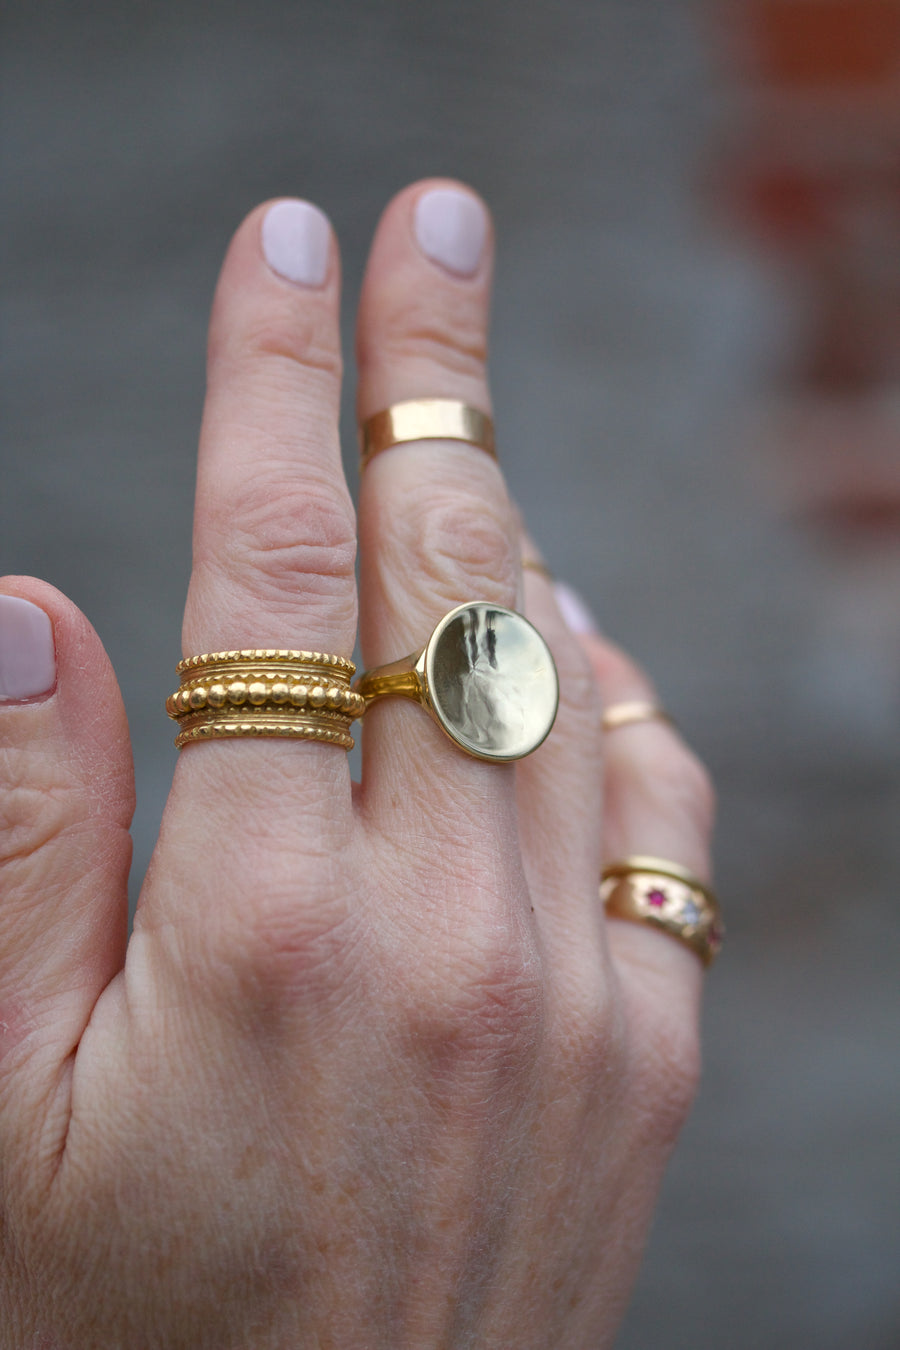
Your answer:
(0, 597), (56, 701)
(261, 199), (331, 287)
(554, 582), (599, 636)
(414, 187), (488, 277)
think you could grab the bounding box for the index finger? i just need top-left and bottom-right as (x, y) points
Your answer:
(172, 200), (358, 828)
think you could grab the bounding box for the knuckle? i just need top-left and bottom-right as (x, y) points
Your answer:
(399, 918), (544, 1076)
(378, 324), (487, 382)
(0, 747), (80, 881)
(206, 474), (357, 613)
(625, 736), (717, 840)
(389, 488), (516, 608)
(554, 640), (604, 745)
(421, 494), (511, 585)
(212, 302), (343, 387)
(0, 748), (131, 943)
(0, 755), (68, 863)
(360, 293), (487, 384)
(630, 1015), (701, 1149)
(680, 748), (717, 836)
(210, 873), (360, 1013)
(655, 741), (716, 839)
(549, 972), (626, 1085)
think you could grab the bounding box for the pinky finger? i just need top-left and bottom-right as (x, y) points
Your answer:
(561, 601), (717, 996)
(567, 610), (719, 1137)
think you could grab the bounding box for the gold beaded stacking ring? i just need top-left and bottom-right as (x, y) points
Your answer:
(360, 398), (496, 469)
(355, 601), (559, 763)
(600, 856), (723, 966)
(166, 649), (366, 749)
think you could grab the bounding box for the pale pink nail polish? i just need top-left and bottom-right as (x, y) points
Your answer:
(414, 188), (488, 277)
(554, 582), (599, 636)
(261, 200), (331, 287)
(0, 597), (56, 701)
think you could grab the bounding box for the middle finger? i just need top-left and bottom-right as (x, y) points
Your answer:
(355, 181), (524, 854)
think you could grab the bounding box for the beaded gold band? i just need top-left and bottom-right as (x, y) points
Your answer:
(166, 650), (365, 750)
(360, 398), (496, 469)
(600, 856), (723, 967)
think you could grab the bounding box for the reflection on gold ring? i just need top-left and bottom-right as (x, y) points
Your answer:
(355, 602), (559, 762)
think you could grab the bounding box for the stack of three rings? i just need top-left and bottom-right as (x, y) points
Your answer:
(166, 649), (366, 749)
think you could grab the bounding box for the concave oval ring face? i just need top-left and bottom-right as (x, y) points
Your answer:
(423, 603), (559, 761)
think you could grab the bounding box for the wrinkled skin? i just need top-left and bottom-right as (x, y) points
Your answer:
(0, 180), (715, 1349)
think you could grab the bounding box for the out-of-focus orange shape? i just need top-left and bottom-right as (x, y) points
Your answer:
(744, 163), (831, 242)
(750, 0), (900, 86)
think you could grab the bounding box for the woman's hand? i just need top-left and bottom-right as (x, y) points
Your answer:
(0, 181), (715, 1349)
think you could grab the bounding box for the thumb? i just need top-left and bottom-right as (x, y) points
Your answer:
(0, 581), (133, 1162)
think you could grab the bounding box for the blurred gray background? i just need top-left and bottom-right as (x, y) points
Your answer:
(3, 2), (898, 1346)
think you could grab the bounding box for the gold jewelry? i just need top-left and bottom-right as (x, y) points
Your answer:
(600, 856), (723, 966)
(521, 557), (554, 582)
(167, 650), (365, 750)
(602, 701), (674, 733)
(360, 399), (496, 469)
(355, 601), (559, 762)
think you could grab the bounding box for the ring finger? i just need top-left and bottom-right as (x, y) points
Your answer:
(572, 616), (717, 1000)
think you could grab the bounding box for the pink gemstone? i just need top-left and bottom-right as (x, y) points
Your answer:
(647, 888), (668, 908)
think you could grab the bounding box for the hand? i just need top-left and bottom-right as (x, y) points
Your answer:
(0, 180), (715, 1349)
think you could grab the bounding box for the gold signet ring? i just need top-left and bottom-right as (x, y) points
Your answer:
(355, 602), (559, 762)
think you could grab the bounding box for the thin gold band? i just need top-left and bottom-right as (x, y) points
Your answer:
(600, 856), (723, 967)
(521, 557), (554, 582)
(602, 701), (673, 733)
(360, 399), (496, 469)
(167, 649), (362, 750)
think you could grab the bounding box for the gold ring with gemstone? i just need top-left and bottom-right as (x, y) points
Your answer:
(354, 601), (559, 762)
(600, 856), (723, 966)
(360, 398), (496, 469)
(601, 701), (674, 733)
(166, 649), (365, 750)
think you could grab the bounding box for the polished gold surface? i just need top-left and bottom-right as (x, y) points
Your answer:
(172, 716), (355, 750)
(175, 648), (356, 676)
(167, 649), (361, 749)
(600, 856), (723, 966)
(355, 601), (559, 762)
(601, 700), (674, 733)
(360, 398), (496, 468)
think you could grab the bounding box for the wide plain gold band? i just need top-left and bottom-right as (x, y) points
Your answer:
(167, 649), (363, 750)
(601, 701), (674, 733)
(600, 856), (723, 967)
(360, 398), (496, 468)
